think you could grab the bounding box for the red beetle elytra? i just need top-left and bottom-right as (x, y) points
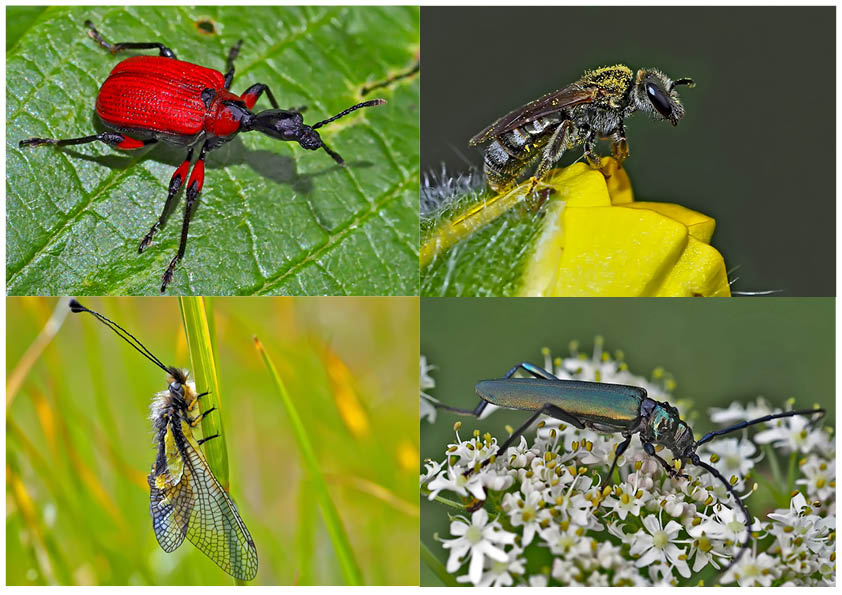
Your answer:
(20, 21), (386, 292)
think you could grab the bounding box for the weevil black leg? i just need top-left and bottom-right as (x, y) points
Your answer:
(161, 140), (210, 292)
(695, 408), (826, 447)
(197, 434), (219, 446)
(85, 20), (177, 59)
(642, 441), (688, 480)
(223, 39), (244, 89)
(19, 131), (155, 150)
(139, 146), (194, 253)
(240, 83), (280, 110)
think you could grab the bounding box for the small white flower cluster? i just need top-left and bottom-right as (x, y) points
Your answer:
(420, 355), (438, 423)
(421, 342), (835, 586)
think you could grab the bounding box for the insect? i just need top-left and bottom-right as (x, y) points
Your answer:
(469, 64), (695, 192)
(68, 299), (258, 581)
(434, 360), (825, 574)
(20, 22), (386, 292)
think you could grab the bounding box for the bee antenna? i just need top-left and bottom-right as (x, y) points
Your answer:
(68, 299), (172, 375)
(671, 77), (696, 91)
(311, 99), (386, 130)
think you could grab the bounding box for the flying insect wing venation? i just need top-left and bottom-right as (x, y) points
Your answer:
(148, 372), (258, 581)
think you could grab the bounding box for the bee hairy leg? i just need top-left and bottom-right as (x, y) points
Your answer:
(583, 128), (603, 169)
(610, 122), (629, 164)
(533, 120), (572, 182)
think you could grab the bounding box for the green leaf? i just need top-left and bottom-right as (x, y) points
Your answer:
(8, 6), (419, 295)
(178, 296), (229, 489)
(421, 185), (545, 296)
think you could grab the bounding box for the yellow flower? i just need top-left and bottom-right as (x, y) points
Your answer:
(518, 158), (730, 297)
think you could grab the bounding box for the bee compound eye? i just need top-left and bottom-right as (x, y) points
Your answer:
(646, 82), (673, 119)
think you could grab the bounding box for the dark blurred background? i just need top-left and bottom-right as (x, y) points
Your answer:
(420, 297), (835, 585)
(421, 7), (835, 296)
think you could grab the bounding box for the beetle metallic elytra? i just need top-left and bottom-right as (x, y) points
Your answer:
(19, 22), (386, 292)
(433, 360), (826, 575)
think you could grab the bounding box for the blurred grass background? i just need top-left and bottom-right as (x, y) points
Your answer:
(420, 297), (835, 586)
(7, 297), (419, 585)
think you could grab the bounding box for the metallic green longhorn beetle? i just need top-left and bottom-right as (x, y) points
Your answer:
(434, 361), (826, 574)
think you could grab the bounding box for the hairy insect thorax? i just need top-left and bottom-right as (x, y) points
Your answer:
(150, 370), (198, 490)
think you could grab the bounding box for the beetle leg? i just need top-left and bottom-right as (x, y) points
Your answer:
(601, 434), (633, 489)
(223, 39), (244, 89)
(139, 147), (194, 253)
(161, 141), (210, 292)
(85, 20), (177, 59)
(642, 441), (688, 480)
(433, 362), (558, 418)
(240, 83), (280, 110)
(466, 402), (587, 477)
(19, 131), (154, 151)
(503, 361), (558, 380)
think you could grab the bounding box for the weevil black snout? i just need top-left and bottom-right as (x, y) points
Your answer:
(298, 128), (323, 150)
(251, 109), (306, 142)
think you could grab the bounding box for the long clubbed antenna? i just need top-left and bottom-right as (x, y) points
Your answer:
(689, 455), (752, 574)
(311, 99), (386, 130)
(68, 299), (173, 375)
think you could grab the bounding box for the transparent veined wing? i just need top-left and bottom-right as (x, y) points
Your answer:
(469, 85), (598, 146)
(149, 419), (258, 581)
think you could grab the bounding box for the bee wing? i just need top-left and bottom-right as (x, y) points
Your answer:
(150, 420), (258, 581)
(469, 85), (598, 146)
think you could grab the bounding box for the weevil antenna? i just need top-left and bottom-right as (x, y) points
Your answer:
(311, 99), (386, 130)
(319, 141), (345, 166)
(694, 408), (825, 448)
(68, 299), (172, 375)
(690, 455), (752, 574)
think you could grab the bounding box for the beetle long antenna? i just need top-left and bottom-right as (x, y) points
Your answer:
(694, 408), (825, 448)
(68, 299), (172, 375)
(311, 99), (386, 130)
(690, 456), (752, 574)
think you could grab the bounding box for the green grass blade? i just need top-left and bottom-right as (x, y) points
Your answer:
(178, 296), (229, 488)
(255, 337), (363, 585)
(421, 541), (461, 587)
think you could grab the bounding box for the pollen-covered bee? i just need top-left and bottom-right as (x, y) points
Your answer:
(69, 299), (258, 581)
(469, 64), (695, 192)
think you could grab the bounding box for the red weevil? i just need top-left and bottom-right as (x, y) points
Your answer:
(20, 21), (386, 292)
